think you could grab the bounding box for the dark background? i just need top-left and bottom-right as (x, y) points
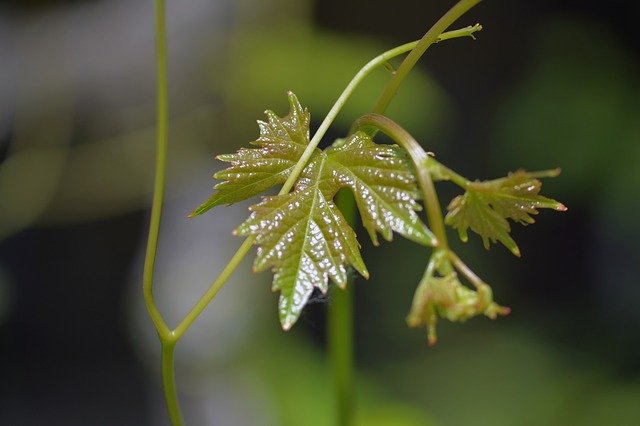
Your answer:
(1, 0), (639, 425)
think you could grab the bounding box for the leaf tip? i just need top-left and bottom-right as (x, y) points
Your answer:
(427, 330), (438, 347)
(188, 206), (207, 218)
(556, 203), (568, 212)
(548, 167), (562, 177)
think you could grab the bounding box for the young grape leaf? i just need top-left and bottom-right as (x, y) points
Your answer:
(406, 250), (509, 346)
(236, 130), (435, 329)
(193, 93), (434, 329)
(445, 169), (567, 256)
(190, 92), (313, 216)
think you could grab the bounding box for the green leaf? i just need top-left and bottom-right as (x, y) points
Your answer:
(445, 169), (566, 256)
(190, 92), (312, 216)
(236, 129), (434, 329)
(195, 93), (433, 328)
(236, 153), (369, 330)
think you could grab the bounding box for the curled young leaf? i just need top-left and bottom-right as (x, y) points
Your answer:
(407, 250), (509, 346)
(445, 169), (566, 256)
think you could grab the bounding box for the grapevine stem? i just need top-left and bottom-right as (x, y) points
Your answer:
(331, 190), (357, 426)
(144, 0), (185, 424)
(161, 341), (184, 426)
(143, 0), (171, 340)
(279, 23), (482, 195)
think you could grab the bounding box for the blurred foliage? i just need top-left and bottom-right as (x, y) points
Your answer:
(490, 17), (640, 329)
(240, 327), (437, 426)
(0, 264), (12, 325)
(491, 19), (640, 201)
(376, 328), (640, 426)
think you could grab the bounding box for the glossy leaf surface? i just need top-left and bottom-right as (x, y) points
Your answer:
(196, 93), (433, 329)
(445, 169), (566, 256)
(238, 130), (435, 328)
(236, 154), (368, 329)
(190, 92), (312, 216)
(325, 133), (435, 246)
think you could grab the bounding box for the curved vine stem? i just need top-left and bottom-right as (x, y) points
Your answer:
(352, 114), (449, 250)
(373, 0), (483, 114)
(144, 0), (171, 339)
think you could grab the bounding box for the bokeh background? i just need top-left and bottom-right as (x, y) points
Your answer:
(1, 0), (639, 425)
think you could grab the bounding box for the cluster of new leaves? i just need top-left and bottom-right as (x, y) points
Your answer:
(192, 93), (434, 329)
(406, 250), (510, 346)
(445, 170), (567, 256)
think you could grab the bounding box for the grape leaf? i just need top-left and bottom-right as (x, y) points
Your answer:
(445, 169), (567, 256)
(190, 92), (313, 216)
(236, 131), (435, 329)
(194, 93), (434, 328)
(235, 154), (368, 329)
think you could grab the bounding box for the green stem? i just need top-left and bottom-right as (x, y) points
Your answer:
(329, 284), (354, 426)
(143, 0), (171, 338)
(373, 0), (483, 114)
(331, 191), (358, 426)
(145, 1), (185, 424)
(161, 341), (185, 426)
(352, 114), (450, 250)
(425, 156), (469, 188)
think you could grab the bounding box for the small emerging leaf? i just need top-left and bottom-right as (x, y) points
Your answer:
(190, 92), (313, 216)
(445, 169), (566, 256)
(407, 250), (509, 346)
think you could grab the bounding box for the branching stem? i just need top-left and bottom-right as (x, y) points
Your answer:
(145, 0), (185, 424)
(143, 2), (482, 424)
(172, 23), (481, 340)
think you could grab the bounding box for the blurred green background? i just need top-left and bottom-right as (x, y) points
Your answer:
(1, 0), (639, 425)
